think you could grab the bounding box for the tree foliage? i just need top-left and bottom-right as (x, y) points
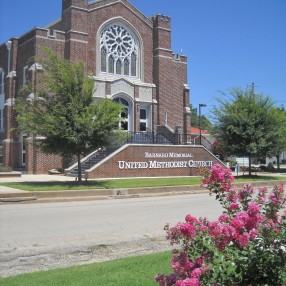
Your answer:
(212, 87), (279, 175)
(15, 48), (123, 181)
(190, 104), (212, 131)
(268, 106), (286, 169)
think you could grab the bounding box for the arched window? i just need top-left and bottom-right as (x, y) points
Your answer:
(108, 55), (114, 73)
(131, 52), (136, 77)
(100, 23), (139, 77)
(101, 47), (107, 72)
(124, 58), (129, 76)
(116, 59), (122, 75)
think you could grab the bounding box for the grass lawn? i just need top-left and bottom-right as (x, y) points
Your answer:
(0, 175), (285, 192)
(0, 177), (202, 191)
(234, 174), (286, 182)
(0, 252), (172, 286)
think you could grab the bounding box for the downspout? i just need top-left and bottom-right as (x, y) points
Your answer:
(5, 41), (12, 73)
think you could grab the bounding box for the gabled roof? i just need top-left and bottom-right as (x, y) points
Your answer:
(189, 126), (210, 135)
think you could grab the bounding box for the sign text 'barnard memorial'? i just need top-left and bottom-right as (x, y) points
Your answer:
(118, 152), (213, 170)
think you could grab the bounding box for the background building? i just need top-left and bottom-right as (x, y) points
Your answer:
(0, 0), (192, 174)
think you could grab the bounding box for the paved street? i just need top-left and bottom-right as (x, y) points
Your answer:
(0, 193), (223, 276)
(0, 193), (223, 249)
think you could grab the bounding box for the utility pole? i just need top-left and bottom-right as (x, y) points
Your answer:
(199, 104), (206, 145)
(248, 82), (259, 98)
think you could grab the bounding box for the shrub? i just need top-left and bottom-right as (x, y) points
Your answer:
(156, 164), (286, 286)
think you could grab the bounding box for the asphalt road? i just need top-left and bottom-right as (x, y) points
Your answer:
(0, 193), (223, 276)
(0, 193), (222, 249)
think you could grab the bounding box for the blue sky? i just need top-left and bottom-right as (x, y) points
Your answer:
(0, 0), (285, 117)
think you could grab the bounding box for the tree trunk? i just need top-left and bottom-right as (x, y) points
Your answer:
(248, 155), (252, 176)
(77, 153), (82, 182)
(276, 154), (280, 172)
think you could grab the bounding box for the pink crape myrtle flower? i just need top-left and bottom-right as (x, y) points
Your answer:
(171, 252), (195, 276)
(230, 217), (245, 231)
(236, 232), (250, 248)
(229, 202), (240, 211)
(175, 278), (201, 286)
(226, 187), (238, 203)
(191, 268), (202, 278)
(201, 164), (234, 192)
(218, 214), (229, 223)
(247, 203), (260, 215)
(238, 184), (254, 202)
(249, 228), (259, 240)
(180, 223), (197, 239)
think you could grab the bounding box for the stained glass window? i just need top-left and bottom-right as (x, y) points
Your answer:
(100, 24), (139, 77)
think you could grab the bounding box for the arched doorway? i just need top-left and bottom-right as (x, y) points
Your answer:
(113, 97), (130, 131)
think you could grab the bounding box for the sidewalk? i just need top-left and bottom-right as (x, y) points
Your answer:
(0, 173), (285, 203)
(0, 174), (76, 194)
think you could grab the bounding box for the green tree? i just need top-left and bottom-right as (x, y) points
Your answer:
(268, 106), (286, 170)
(212, 87), (279, 175)
(190, 104), (211, 130)
(16, 49), (123, 181)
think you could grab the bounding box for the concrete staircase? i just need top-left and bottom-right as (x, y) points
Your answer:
(65, 132), (173, 178)
(66, 146), (119, 178)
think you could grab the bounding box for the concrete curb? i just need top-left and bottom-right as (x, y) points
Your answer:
(0, 185), (207, 204)
(0, 179), (285, 204)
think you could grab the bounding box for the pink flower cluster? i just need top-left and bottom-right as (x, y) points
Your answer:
(156, 164), (286, 285)
(201, 164), (234, 193)
(156, 251), (208, 286)
(165, 215), (207, 245)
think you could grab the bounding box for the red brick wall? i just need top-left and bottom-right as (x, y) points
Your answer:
(26, 140), (62, 174)
(152, 14), (189, 134)
(86, 144), (224, 179)
(1, 0), (192, 174)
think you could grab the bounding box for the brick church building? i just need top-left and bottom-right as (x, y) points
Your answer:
(0, 0), (196, 176)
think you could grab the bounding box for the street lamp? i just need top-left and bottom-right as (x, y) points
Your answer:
(199, 104), (206, 145)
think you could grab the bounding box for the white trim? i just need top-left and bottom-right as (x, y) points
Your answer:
(153, 55), (173, 60)
(92, 75), (155, 88)
(154, 47), (173, 52)
(63, 5), (88, 13)
(65, 39), (88, 44)
(66, 30), (89, 36)
(153, 26), (171, 32)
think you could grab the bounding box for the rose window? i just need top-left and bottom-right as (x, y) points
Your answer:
(100, 24), (139, 77)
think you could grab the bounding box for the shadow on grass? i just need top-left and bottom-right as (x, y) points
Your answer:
(2, 180), (112, 191)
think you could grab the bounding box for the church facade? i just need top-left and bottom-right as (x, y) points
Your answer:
(0, 0), (192, 174)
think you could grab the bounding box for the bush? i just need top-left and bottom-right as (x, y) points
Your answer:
(156, 164), (286, 286)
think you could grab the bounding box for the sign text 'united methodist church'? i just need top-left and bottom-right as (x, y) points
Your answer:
(118, 151), (213, 170)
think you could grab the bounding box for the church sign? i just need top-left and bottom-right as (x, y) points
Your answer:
(118, 151), (213, 170)
(85, 144), (224, 179)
